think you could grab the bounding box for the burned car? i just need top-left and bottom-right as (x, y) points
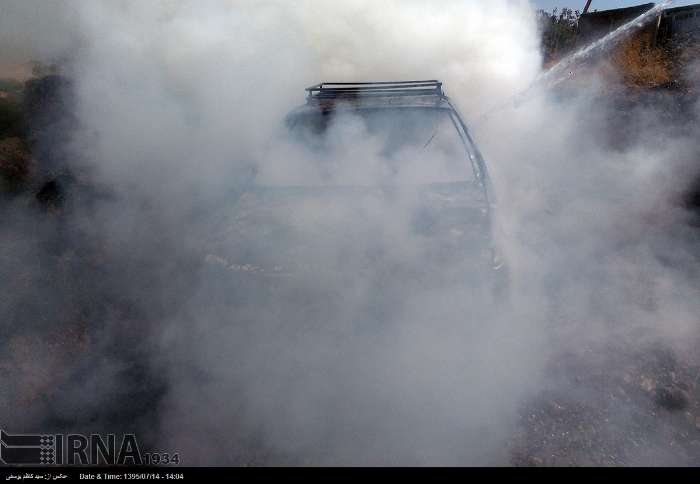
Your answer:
(205, 81), (505, 311)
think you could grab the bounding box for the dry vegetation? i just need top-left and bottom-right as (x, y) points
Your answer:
(0, 137), (32, 191)
(612, 36), (672, 89)
(0, 78), (31, 192)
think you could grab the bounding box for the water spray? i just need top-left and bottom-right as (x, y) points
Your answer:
(476, 0), (673, 124)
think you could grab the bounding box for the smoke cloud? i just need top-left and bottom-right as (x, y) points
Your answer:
(1, 0), (699, 465)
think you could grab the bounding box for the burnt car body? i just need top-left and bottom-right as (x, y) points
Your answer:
(205, 81), (505, 313)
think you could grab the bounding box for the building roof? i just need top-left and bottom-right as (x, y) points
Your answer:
(583, 2), (655, 18)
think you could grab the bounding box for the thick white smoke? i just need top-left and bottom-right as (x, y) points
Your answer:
(1, 0), (699, 466)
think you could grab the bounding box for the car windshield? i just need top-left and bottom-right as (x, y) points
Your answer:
(256, 107), (475, 187)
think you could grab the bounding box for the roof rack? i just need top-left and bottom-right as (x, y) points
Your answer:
(305, 80), (444, 102)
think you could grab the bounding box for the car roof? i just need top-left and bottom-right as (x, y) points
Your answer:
(290, 80), (454, 116)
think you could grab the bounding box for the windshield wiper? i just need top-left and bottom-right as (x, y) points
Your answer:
(423, 130), (437, 149)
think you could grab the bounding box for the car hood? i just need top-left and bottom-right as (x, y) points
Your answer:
(203, 182), (492, 278)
